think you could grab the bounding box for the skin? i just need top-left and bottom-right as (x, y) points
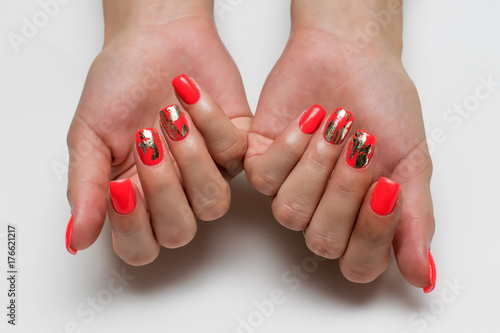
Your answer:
(245, 0), (435, 289)
(67, 0), (252, 264)
(67, 0), (435, 290)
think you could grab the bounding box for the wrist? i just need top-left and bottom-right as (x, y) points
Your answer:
(291, 0), (403, 57)
(103, 0), (214, 42)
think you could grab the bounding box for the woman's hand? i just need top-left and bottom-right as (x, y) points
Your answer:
(245, 0), (436, 292)
(65, 0), (252, 264)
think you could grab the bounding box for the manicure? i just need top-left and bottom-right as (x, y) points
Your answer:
(324, 108), (354, 144)
(346, 130), (375, 169)
(136, 128), (163, 166)
(371, 177), (400, 215)
(299, 104), (326, 134)
(65, 214), (77, 255)
(109, 179), (136, 215)
(172, 74), (200, 105)
(423, 250), (436, 293)
(159, 105), (190, 141)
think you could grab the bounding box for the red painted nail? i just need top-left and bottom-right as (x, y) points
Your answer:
(159, 105), (190, 141)
(299, 105), (326, 134)
(371, 177), (400, 215)
(109, 179), (136, 215)
(172, 74), (200, 104)
(423, 250), (436, 293)
(346, 130), (376, 169)
(136, 128), (163, 166)
(66, 214), (77, 255)
(324, 108), (354, 144)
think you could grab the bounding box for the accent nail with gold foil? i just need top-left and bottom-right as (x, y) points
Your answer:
(324, 108), (354, 144)
(159, 104), (190, 141)
(136, 128), (163, 166)
(346, 130), (376, 169)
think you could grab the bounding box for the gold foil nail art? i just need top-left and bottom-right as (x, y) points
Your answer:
(160, 105), (190, 141)
(138, 129), (160, 161)
(347, 130), (375, 169)
(324, 108), (353, 144)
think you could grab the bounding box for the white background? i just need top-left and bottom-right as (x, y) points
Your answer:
(1, 0), (499, 332)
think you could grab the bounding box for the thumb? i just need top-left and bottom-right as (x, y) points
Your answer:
(391, 141), (436, 291)
(66, 116), (111, 253)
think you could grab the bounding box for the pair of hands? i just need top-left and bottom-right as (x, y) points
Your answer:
(65, 1), (435, 293)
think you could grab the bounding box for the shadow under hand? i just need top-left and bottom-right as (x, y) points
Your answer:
(99, 173), (424, 310)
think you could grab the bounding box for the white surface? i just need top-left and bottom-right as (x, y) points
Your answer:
(1, 0), (499, 332)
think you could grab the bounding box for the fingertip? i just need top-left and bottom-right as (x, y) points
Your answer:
(65, 214), (77, 255)
(370, 177), (401, 216)
(423, 250), (436, 293)
(172, 74), (200, 105)
(299, 104), (326, 134)
(68, 187), (108, 251)
(394, 243), (434, 290)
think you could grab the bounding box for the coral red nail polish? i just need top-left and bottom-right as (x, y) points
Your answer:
(109, 179), (136, 215)
(136, 128), (163, 166)
(424, 250), (436, 293)
(346, 130), (376, 169)
(159, 105), (190, 141)
(324, 108), (354, 144)
(299, 105), (326, 134)
(371, 177), (400, 215)
(66, 214), (77, 255)
(172, 74), (200, 104)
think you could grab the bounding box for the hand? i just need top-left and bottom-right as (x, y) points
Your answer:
(244, 0), (436, 292)
(66, 0), (252, 265)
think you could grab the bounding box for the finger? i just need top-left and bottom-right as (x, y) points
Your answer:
(390, 141), (436, 292)
(159, 106), (231, 221)
(66, 118), (111, 254)
(305, 130), (376, 259)
(172, 74), (249, 176)
(107, 178), (160, 266)
(272, 108), (354, 230)
(134, 128), (197, 248)
(339, 177), (402, 283)
(245, 105), (327, 196)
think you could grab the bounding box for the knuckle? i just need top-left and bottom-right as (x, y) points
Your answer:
(307, 148), (333, 172)
(192, 183), (231, 221)
(213, 135), (247, 165)
(247, 170), (281, 196)
(121, 249), (159, 267)
(305, 228), (346, 259)
(272, 199), (312, 231)
(329, 176), (359, 199)
(112, 218), (139, 237)
(340, 258), (382, 284)
(156, 224), (197, 249)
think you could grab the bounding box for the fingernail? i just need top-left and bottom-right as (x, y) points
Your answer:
(324, 108), (354, 144)
(423, 250), (436, 293)
(109, 179), (136, 215)
(136, 128), (163, 166)
(371, 177), (400, 215)
(159, 105), (190, 141)
(65, 214), (77, 255)
(172, 74), (200, 104)
(299, 104), (326, 134)
(346, 130), (375, 169)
